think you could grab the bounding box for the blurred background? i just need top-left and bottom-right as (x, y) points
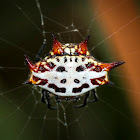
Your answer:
(0, 0), (140, 140)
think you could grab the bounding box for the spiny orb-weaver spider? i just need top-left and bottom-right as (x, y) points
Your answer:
(24, 34), (125, 110)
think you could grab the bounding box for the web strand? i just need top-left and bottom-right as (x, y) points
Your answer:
(90, 15), (140, 51)
(35, 0), (46, 43)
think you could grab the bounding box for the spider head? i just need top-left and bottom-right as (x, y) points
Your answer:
(49, 34), (90, 56)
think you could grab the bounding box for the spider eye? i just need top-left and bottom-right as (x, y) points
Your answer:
(56, 66), (66, 72)
(76, 65), (85, 72)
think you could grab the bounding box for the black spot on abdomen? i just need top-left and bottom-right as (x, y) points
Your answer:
(75, 57), (78, 62)
(82, 57), (85, 62)
(74, 79), (80, 83)
(56, 58), (60, 62)
(72, 83), (89, 93)
(46, 62), (56, 69)
(56, 66), (66, 72)
(48, 84), (66, 93)
(76, 65), (85, 72)
(64, 57), (67, 63)
(60, 79), (67, 83)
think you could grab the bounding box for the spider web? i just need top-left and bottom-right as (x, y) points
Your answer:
(0, 0), (140, 140)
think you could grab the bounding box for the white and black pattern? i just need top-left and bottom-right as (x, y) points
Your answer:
(25, 36), (124, 107)
(32, 56), (108, 96)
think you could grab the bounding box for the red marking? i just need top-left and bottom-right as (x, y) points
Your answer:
(89, 62), (125, 72)
(33, 76), (39, 82)
(30, 76), (48, 85)
(77, 36), (89, 55)
(90, 76), (109, 85)
(24, 54), (36, 71)
(99, 61), (125, 71)
(39, 79), (48, 85)
(90, 79), (98, 85)
(52, 33), (63, 55)
(99, 76), (105, 81)
(90, 76), (107, 85)
(38, 64), (49, 72)
(95, 66), (102, 72)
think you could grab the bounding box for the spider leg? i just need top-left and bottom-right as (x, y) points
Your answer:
(41, 91), (46, 103)
(88, 89), (98, 103)
(55, 95), (61, 103)
(35, 42), (46, 62)
(73, 96), (80, 102)
(41, 89), (56, 110)
(73, 92), (90, 108)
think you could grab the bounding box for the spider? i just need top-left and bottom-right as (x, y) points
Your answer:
(24, 34), (125, 110)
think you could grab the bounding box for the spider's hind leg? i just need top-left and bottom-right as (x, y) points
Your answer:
(41, 89), (56, 110)
(88, 89), (98, 103)
(55, 95), (61, 103)
(73, 89), (98, 108)
(35, 42), (46, 62)
(73, 92), (90, 108)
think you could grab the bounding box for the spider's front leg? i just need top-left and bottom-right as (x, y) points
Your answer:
(41, 89), (56, 110)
